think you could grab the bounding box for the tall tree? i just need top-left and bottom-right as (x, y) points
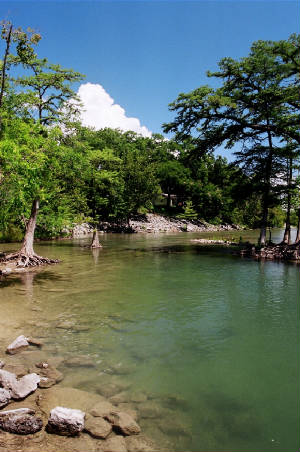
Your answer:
(163, 35), (300, 244)
(0, 21), (41, 113)
(15, 58), (84, 124)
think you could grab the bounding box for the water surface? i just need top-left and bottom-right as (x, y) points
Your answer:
(0, 229), (299, 451)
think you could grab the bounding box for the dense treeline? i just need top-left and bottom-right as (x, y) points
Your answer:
(0, 22), (299, 265)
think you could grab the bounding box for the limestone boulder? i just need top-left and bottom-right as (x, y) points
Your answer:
(116, 404), (138, 422)
(105, 411), (141, 436)
(0, 369), (17, 391)
(6, 335), (29, 355)
(0, 408), (43, 435)
(11, 373), (40, 400)
(84, 413), (112, 439)
(46, 406), (85, 436)
(35, 386), (105, 415)
(0, 388), (11, 408)
(90, 401), (115, 418)
(0, 369), (40, 399)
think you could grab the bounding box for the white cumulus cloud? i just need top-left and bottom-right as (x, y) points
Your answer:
(77, 83), (152, 137)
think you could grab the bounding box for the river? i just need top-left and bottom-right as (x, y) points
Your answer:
(0, 228), (299, 451)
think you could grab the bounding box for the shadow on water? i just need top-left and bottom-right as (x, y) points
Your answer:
(0, 269), (66, 289)
(0, 275), (23, 288)
(199, 391), (263, 442)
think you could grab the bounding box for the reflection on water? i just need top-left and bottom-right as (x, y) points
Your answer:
(0, 229), (299, 452)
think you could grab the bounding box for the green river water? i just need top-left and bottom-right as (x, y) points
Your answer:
(0, 229), (299, 452)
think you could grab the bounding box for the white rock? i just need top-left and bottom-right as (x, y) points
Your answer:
(0, 408), (34, 417)
(0, 408), (42, 434)
(10, 373), (40, 399)
(0, 388), (11, 408)
(6, 335), (29, 354)
(0, 369), (17, 390)
(0, 369), (40, 399)
(47, 406), (85, 436)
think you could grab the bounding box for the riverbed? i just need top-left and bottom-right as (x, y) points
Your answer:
(0, 229), (299, 451)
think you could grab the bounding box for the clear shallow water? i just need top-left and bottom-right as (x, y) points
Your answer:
(0, 229), (299, 451)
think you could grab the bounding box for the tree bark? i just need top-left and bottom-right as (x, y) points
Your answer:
(282, 157), (293, 244)
(259, 129), (274, 246)
(90, 228), (102, 248)
(0, 23), (13, 111)
(20, 199), (39, 256)
(167, 190), (171, 208)
(295, 208), (300, 243)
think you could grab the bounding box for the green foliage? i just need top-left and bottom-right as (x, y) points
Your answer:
(1, 27), (299, 244)
(177, 201), (198, 220)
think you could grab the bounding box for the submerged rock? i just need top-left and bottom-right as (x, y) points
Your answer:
(84, 413), (112, 439)
(100, 435), (127, 452)
(125, 434), (158, 452)
(0, 408), (43, 435)
(27, 337), (43, 348)
(35, 364), (63, 384)
(105, 411), (141, 436)
(107, 363), (136, 376)
(97, 383), (126, 399)
(129, 392), (148, 404)
(6, 335), (29, 355)
(138, 401), (162, 419)
(4, 364), (28, 378)
(64, 356), (95, 368)
(56, 321), (75, 330)
(0, 360), (5, 369)
(90, 401), (115, 418)
(46, 406), (85, 436)
(116, 404), (138, 422)
(109, 392), (129, 404)
(35, 362), (49, 369)
(38, 377), (56, 388)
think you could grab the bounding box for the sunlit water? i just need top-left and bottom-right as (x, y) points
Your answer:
(0, 229), (299, 452)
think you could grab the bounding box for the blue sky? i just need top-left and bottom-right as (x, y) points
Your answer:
(0, 0), (299, 156)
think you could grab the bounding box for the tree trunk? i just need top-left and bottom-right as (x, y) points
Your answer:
(0, 23), (13, 111)
(295, 208), (300, 243)
(20, 199), (39, 256)
(282, 157), (293, 244)
(259, 129), (274, 246)
(167, 191), (171, 208)
(90, 228), (102, 248)
(259, 206), (268, 246)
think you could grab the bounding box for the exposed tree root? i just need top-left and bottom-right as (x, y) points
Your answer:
(240, 242), (300, 261)
(0, 252), (59, 268)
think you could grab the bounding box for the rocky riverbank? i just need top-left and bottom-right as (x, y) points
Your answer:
(0, 335), (164, 452)
(0, 332), (191, 452)
(97, 214), (243, 234)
